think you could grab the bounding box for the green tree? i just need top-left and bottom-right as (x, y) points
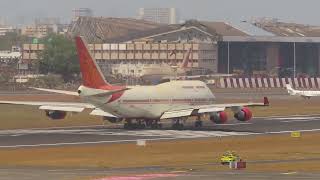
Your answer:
(37, 34), (79, 82)
(0, 32), (30, 50)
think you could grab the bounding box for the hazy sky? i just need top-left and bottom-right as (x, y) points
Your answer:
(0, 0), (319, 25)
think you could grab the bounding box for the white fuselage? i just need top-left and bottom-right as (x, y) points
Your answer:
(79, 80), (215, 119)
(288, 88), (320, 97)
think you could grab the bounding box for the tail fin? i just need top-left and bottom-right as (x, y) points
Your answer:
(285, 84), (293, 90)
(263, 97), (269, 106)
(285, 84), (296, 95)
(180, 48), (192, 68)
(75, 36), (111, 89)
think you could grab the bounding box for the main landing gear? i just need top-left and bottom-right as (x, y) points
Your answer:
(124, 119), (162, 130)
(171, 118), (186, 130)
(194, 115), (203, 128)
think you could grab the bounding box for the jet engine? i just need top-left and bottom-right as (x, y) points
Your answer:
(103, 117), (123, 123)
(45, 110), (67, 120)
(234, 107), (252, 121)
(210, 111), (228, 124)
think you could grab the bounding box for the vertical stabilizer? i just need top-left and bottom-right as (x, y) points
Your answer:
(75, 36), (111, 89)
(286, 84), (296, 95)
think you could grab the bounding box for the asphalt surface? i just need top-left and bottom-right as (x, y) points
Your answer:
(0, 115), (320, 148)
(0, 115), (319, 179)
(1, 168), (320, 180)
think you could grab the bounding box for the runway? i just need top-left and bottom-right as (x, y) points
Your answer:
(2, 168), (320, 180)
(1, 115), (320, 148)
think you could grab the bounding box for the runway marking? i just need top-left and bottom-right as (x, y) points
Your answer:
(274, 117), (320, 120)
(0, 138), (179, 148)
(216, 123), (252, 126)
(264, 128), (320, 134)
(281, 119), (318, 123)
(95, 173), (182, 180)
(282, 172), (297, 175)
(256, 114), (320, 119)
(2, 128), (320, 148)
(0, 129), (256, 139)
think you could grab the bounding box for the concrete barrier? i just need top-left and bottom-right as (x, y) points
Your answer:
(219, 77), (320, 89)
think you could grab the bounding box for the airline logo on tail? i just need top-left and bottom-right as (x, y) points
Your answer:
(75, 36), (112, 89)
(75, 36), (126, 103)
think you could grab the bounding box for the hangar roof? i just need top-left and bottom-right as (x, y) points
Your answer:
(252, 20), (320, 37)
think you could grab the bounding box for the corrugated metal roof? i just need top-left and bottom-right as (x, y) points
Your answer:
(223, 36), (320, 43)
(228, 21), (275, 36)
(200, 21), (248, 36)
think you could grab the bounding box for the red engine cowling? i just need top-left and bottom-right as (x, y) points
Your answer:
(210, 111), (228, 124)
(45, 110), (67, 120)
(234, 107), (252, 121)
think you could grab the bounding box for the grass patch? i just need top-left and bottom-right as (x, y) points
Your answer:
(0, 133), (319, 172)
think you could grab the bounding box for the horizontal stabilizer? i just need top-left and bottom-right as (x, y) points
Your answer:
(30, 87), (79, 96)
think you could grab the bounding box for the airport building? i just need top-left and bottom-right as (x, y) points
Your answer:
(0, 26), (14, 36)
(88, 42), (217, 77)
(21, 25), (54, 38)
(20, 17), (320, 79)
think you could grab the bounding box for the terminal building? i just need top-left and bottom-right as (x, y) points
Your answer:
(88, 42), (217, 77)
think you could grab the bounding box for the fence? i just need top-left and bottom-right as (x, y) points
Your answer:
(218, 77), (320, 89)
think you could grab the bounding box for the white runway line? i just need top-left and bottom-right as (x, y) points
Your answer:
(216, 123), (252, 126)
(0, 137), (179, 148)
(281, 119), (318, 123)
(273, 117), (320, 120)
(257, 114), (320, 119)
(263, 128), (320, 135)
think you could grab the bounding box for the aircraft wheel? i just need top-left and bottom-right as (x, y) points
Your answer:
(151, 123), (158, 129)
(139, 123), (146, 129)
(172, 123), (184, 130)
(124, 123), (131, 130)
(195, 121), (203, 128)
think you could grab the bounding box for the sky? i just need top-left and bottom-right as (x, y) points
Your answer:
(0, 0), (319, 25)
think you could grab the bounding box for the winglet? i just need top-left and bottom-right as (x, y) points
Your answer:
(264, 97), (269, 106)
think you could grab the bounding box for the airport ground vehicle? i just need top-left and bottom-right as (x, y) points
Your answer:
(220, 151), (240, 165)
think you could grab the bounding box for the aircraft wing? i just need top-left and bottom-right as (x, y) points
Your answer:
(160, 97), (269, 119)
(0, 101), (117, 118)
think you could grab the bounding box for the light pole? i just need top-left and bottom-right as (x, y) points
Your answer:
(293, 42), (296, 78)
(227, 41), (230, 74)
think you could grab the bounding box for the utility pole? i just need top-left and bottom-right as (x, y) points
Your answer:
(227, 42), (230, 74)
(293, 42), (296, 78)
